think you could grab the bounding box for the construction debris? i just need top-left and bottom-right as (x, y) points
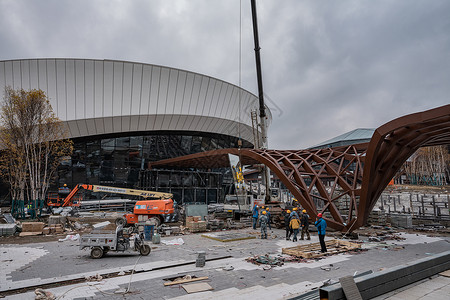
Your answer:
(34, 288), (56, 300)
(58, 234), (80, 242)
(202, 232), (256, 242)
(164, 275), (209, 286)
(282, 239), (361, 259)
(246, 254), (284, 266)
(161, 238), (184, 245)
(85, 274), (103, 282)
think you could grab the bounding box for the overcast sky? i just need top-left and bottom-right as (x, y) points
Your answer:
(1, 0), (449, 149)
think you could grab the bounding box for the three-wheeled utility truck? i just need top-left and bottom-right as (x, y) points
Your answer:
(79, 225), (151, 258)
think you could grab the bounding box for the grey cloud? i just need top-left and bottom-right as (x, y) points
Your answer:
(1, 0), (449, 149)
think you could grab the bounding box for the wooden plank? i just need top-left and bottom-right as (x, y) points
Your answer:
(164, 276), (209, 286)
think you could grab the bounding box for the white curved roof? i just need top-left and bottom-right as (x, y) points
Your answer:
(0, 59), (270, 144)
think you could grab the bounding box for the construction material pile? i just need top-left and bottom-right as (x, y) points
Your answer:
(282, 239), (361, 259)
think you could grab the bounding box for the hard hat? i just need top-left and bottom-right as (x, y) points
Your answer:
(266, 207), (269, 210)
(63, 184), (67, 187)
(286, 210), (291, 213)
(262, 210), (267, 215)
(261, 206), (265, 209)
(317, 213), (323, 218)
(302, 209), (306, 213)
(293, 207), (297, 211)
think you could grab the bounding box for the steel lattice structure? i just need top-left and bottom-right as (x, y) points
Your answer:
(152, 104), (450, 231)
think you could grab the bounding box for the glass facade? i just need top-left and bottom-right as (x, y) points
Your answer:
(54, 132), (250, 204)
(139, 169), (223, 204)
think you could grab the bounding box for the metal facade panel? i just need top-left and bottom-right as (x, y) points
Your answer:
(112, 61), (123, 116)
(157, 67), (170, 115)
(94, 118), (105, 134)
(94, 61), (104, 117)
(103, 61), (113, 117)
(77, 119), (89, 137)
(130, 63), (142, 116)
(174, 71), (187, 115)
(65, 60), (76, 120)
(112, 115), (122, 132)
(167, 115), (180, 130)
(189, 74), (202, 115)
(85, 119), (97, 135)
(227, 86), (239, 120)
(166, 69), (178, 115)
(0, 59), (264, 146)
(29, 60), (39, 89)
(140, 64), (152, 116)
(137, 115), (149, 131)
(84, 60), (95, 119)
(103, 117), (114, 133)
(46, 60), (57, 113)
(121, 116), (131, 132)
(218, 82), (232, 119)
(182, 72), (195, 113)
(195, 76), (209, 116)
(148, 66), (160, 115)
(173, 115), (188, 130)
(203, 77), (214, 116)
(0, 62), (5, 88)
(210, 79), (222, 117)
(20, 60), (30, 90)
(122, 62), (133, 116)
(129, 115), (139, 131)
(187, 116), (202, 131)
(3, 61), (13, 87)
(12, 60), (21, 88)
(160, 114), (172, 130)
(66, 120), (80, 137)
(75, 60), (85, 119)
(55, 59), (67, 120)
(152, 115), (165, 130)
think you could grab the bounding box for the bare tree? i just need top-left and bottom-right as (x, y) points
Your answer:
(0, 87), (73, 218)
(404, 146), (449, 185)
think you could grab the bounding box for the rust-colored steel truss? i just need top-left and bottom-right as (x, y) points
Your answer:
(151, 105), (450, 231)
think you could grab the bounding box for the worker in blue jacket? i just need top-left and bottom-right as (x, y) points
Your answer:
(314, 213), (327, 253)
(252, 205), (259, 229)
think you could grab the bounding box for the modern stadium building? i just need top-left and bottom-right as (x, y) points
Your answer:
(0, 58), (271, 204)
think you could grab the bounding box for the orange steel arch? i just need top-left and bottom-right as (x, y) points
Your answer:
(151, 104), (450, 231)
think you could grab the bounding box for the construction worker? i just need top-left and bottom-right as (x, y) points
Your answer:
(290, 207), (299, 219)
(252, 204), (259, 229)
(315, 213), (327, 253)
(284, 209), (292, 240)
(300, 209), (311, 240)
(59, 183), (70, 194)
(289, 213), (301, 242)
(259, 210), (269, 239)
(265, 207), (272, 230)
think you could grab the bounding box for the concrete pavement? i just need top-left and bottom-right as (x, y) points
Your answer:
(1, 228), (449, 299)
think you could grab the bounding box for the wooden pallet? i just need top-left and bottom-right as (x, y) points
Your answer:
(281, 239), (361, 258)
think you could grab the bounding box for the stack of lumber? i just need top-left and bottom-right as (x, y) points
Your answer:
(186, 216), (207, 232)
(282, 239), (361, 258)
(20, 222), (45, 236)
(43, 224), (64, 234)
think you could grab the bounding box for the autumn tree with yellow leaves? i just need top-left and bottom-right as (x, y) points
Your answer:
(0, 87), (73, 218)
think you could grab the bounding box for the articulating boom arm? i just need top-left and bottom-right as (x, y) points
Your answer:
(62, 184), (173, 207)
